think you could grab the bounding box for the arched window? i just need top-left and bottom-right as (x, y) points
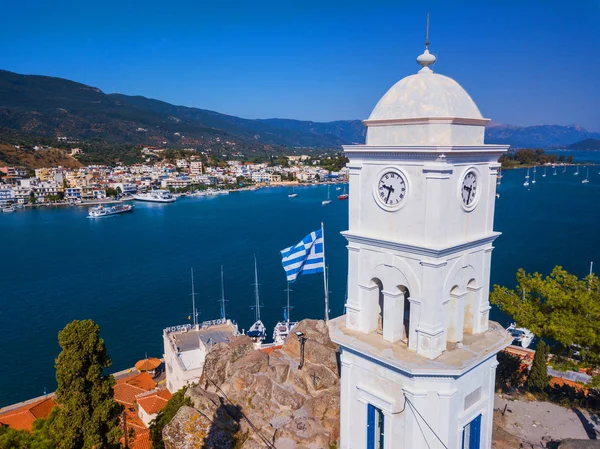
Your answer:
(401, 286), (411, 342)
(373, 278), (384, 334)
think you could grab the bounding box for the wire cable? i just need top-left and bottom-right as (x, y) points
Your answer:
(405, 396), (450, 449)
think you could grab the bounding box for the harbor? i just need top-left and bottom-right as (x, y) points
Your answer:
(0, 170), (599, 407)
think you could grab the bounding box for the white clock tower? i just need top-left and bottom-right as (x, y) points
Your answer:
(329, 37), (512, 449)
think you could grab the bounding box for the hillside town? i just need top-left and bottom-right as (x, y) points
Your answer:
(0, 151), (348, 207)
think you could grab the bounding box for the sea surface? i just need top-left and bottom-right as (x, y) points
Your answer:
(1, 167), (599, 407)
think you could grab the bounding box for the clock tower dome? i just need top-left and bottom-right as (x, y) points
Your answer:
(329, 37), (512, 449)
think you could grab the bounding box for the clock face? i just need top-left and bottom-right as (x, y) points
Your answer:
(461, 170), (478, 207)
(377, 171), (406, 207)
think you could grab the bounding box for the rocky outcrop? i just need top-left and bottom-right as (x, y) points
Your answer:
(163, 319), (340, 449)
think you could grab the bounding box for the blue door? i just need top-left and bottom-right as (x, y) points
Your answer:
(462, 414), (481, 449)
(367, 404), (384, 449)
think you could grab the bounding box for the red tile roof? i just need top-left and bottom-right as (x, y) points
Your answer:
(137, 389), (172, 416)
(0, 397), (58, 431)
(114, 372), (156, 405)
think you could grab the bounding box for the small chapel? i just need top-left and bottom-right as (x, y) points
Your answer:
(329, 31), (513, 449)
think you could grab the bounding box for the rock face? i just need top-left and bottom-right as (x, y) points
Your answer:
(163, 319), (340, 449)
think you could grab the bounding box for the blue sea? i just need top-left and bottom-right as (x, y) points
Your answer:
(1, 166), (599, 407)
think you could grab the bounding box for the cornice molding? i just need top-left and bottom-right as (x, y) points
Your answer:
(341, 231), (500, 258)
(362, 117), (491, 127)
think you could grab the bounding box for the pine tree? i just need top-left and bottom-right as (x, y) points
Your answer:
(50, 320), (123, 449)
(527, 340), (549, 393)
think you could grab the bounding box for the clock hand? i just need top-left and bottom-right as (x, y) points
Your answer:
(385, 185), (394, 203)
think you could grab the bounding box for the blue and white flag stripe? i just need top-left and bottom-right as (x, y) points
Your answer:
(281, 229), (325, 282)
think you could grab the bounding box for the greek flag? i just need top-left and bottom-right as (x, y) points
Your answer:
(281, 229), (325, 282)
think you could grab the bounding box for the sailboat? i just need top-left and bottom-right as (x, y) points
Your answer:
(582, 167), (590, 184)
(247, 255), (266, 344)
(523, 168), (530, 187)
(497, 168), (502, 186)
(531, 167), (536, 184)
(543, 166), (547, 177)
(288, 186), (298, 198)
(553, 165), (557, 176)
(337, 185), (349, 200)
(272, 283), (298, 345)
(574, 164), (580, 176)
(563, 165), (567, 174)
(322, 185), (332, 205)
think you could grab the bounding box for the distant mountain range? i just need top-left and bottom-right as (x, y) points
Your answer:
(0, 69), (598, 151)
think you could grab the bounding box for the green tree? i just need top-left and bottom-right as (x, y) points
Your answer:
(149, 387), (191, 449)
(50, 320), (123, 449)
(496, 351), (525, 391)
(491, 266), (600, 367)
(0, 410), (58, 449)
(527, 340), (550, 393)
(29, 191), (36, 204)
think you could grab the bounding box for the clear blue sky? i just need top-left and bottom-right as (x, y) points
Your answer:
(1, 0), (599, 131)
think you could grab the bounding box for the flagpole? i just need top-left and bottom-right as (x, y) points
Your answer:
(321, 222), (329, 321)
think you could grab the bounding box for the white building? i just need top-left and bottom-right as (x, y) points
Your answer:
(190, 161), (203, 175)
(163, 320), (238, 394)
(0, 188), (14, 206)
(329, 42), (512, 449)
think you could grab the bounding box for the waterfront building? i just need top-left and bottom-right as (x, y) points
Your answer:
(163, 320), (239, 394)
(329, 41), (512, 449)
(136, 389), (172, 426)
(0, 188), (14, 206)
(0, 397), (57, 431)
(64, 187), (82, 200)
(189, 160), (203, 175)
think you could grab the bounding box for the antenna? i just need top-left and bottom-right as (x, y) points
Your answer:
(425, 12), (430, 49)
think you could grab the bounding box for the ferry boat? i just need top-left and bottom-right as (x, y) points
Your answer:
(273, 284), (297, 345)
(247, 256), (266, 345)
(337, 185), (349, 200)
(507, 323), (534, 349)
(88, 203), (135, 218)
(133, 190), (176, 203)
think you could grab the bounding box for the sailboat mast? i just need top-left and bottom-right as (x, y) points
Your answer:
(190, 268), (197, 327)
(220, 265), (226, 321)
(286, 282), (291, 324)
(254, 255), (261, 322)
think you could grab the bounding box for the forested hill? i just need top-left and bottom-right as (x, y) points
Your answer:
(568, 138), (600, 150)
(0, 69), (597, 151)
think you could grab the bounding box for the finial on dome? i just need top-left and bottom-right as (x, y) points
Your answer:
(417, 12), (436, 73)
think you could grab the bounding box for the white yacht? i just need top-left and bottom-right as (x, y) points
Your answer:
(247, 256), (266, 345)
(2, 205), (16, 213)
(574, 165), (580, 176)
(543, 166), (547, 177)
(288, 186), (298, 198)
(553, 165), (557, 176)
(322, 185), (332, 205)
(531, 167), (536, 184)
(272, 284), (298, 345)
(523, 168), (530, 187)
(507, 323), (534, 349)
(133, 190), (176, 203)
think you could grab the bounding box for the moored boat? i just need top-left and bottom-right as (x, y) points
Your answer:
(133, 190), (176, 203)
(2, 205), (16, 213)
(506, 323), (534, 349)
(88, 203), (135, 218)
(247, 255), (266, 345)
(337, 185), (349, 200)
